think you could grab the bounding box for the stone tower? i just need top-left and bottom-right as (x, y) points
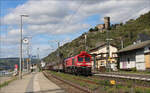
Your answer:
(104, 17), (110, 29)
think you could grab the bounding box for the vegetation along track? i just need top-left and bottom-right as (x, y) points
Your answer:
(43, 71), (92, 93)
(93, 73), (150, 87)
(43, 71), (150, 93)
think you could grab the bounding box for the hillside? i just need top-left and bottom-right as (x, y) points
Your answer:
(0, 58), (40, 70)
(43, 11), (150, 63)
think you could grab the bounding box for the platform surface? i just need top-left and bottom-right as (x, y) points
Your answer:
(0, 72), (65, 93)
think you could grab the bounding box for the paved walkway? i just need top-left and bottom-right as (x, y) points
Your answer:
(0, 72), (65, 93)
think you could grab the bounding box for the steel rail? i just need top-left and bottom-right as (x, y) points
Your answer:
(43, 71), (92, 93)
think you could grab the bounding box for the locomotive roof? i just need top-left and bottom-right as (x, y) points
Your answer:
(64, 51), (91, 61)
(77, 51), (91, 57)
(64, 56), (74, 61)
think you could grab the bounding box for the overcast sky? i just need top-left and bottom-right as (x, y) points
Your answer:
(0, 0), (150, 58)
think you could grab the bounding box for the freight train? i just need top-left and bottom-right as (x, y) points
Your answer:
(45, 51), (92, 76)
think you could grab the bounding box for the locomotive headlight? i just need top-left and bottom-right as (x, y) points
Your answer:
(77, 63), (82, 65)
(86, 63), (91, 65)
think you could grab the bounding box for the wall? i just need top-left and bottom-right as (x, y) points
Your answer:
(92, 45), (118, 57)
(144, 45), (150, 69)
(144, 45), (150, 53)
(104, 17), (110, 29)
(90, 45), (118, 69)
(119, 51), (136, 69)
(96, 24), (105, 30)
(145, 53), (150, 69)
(136, 49), (145, 70)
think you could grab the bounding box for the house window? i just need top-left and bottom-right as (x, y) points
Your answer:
(100, 61), (104, 66)
(72, 58), (74, 65)
(127, 58), (130, 64)
(112, 61), (115, 63)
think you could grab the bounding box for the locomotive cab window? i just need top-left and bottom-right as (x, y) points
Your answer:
(85, 57), (90, 62)
(75, 58), (77, 62)
(72, 58), (75, 65)
(78, 57), (83, 62)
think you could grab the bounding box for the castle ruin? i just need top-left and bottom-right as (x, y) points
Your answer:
(104, 17), (110, 29)
(96, 17), (110, 31)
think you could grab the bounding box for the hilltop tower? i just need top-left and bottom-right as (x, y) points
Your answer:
(104, 17), (110, 29)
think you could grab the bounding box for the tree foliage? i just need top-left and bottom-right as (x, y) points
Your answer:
(43, 11), (150, 63)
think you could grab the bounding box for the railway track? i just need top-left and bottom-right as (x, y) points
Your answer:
(94, 73), (150, 81)
(43, 71), (92, 93)
(43, 71), (150, 93)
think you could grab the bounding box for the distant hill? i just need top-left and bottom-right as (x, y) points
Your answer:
(43, 11), (150, 63)
(0, 58), (19, 70)
(0, 57), (40, 70)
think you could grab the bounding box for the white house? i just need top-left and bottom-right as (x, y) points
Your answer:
(119, 40), (150, 71)
(90, 43), (118, 71)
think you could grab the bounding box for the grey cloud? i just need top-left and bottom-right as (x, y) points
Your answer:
(1, 0), (150, 57)
(2, 0), (70, 25)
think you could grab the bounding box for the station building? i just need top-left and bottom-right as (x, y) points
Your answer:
(119, 40), (150, 71)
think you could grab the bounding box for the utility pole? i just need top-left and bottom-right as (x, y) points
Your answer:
(106, 30), (110, 71)
(37, 48), (40, 60)
(92, 54), (97, 73)
(27, 40), (29, 72)
(49, 40), (66, 71)
(57, 42), (60, 56)
(19, 15), (29, 79)
(29, 40), (32, 73)
(19, 15), (23, 79)
(22, 51), (24, 72)
(57, 42), (60, 72)
(37, 48), (40, 72)
(52, 40), (61, 72)
(84, 33), (87, 51)
(106, 30), (113, 72)
(121, 40), (124, 49)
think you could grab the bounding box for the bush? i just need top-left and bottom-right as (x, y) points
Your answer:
(131, 67), (137, 72)
(89, 28), (94, 32)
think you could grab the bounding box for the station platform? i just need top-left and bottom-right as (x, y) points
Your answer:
(0, 72), (65, 93)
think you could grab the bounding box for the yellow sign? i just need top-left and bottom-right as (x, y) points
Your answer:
(108, 58), (111, 61)
(110, 80), (116, 85)
(27, 58), (29, 62)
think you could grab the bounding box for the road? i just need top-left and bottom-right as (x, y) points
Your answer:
(0, 72), (66, 93)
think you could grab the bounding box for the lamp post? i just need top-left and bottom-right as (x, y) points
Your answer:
(19, 14), (29, 79)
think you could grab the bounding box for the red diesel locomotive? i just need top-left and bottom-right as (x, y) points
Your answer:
(64, 51), (92, 75)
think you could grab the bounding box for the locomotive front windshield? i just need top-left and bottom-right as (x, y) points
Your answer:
(85, 57), (90, 62)
(78, 57), (83, 62)
(78, 57), (90, 62)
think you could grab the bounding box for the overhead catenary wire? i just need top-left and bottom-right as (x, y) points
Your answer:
(57, 0), (85, 35)
(48, 1), (85, 54)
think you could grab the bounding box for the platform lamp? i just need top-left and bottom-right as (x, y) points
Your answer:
(19, 14), (29, 79)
